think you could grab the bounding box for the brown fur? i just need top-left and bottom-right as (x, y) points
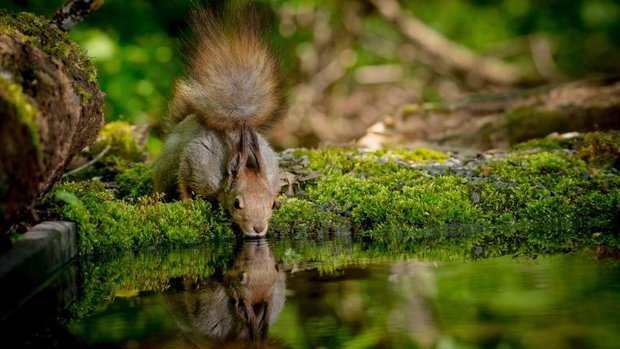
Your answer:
(164, 239), (285, 345)
(153, 4), (285, 237)
(165, 6), (285, 134)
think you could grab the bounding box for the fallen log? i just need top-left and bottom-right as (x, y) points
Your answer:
(0, 10), (104, 233)
(358, 77), (620, 152)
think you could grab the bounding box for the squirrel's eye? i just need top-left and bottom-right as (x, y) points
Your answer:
(234, 198), (242, 209)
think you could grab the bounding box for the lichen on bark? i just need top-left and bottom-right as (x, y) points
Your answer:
(0, 75), (41, 161)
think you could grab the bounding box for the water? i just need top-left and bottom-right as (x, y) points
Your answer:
(5, 239), (620, 348)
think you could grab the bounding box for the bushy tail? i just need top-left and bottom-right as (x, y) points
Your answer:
(165, 4), (285, 133)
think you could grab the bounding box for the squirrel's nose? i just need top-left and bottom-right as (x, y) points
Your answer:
(253, 225), (266, 235)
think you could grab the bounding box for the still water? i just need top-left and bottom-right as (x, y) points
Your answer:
(60, 239), (620, 349)
(0, 239), (620, 349)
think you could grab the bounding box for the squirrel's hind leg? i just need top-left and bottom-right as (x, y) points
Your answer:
(178, 157), (193, 201)
(178, 183), (192, 201)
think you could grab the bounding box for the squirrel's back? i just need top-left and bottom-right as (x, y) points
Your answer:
(165, 5), (285, 133)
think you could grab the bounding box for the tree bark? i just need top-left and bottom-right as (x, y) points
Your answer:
(0, 11), (105, 233)
(52, 0), (105, 31)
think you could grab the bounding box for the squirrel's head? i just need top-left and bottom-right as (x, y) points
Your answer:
(222, 126), (277, 237)
(223, 168), (276, 237)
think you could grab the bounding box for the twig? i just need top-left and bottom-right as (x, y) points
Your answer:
(529, 34), (565, 82)
(52, 0), (105, 31)
(370, 0), (540, 86)
(63, 144), (111, 178)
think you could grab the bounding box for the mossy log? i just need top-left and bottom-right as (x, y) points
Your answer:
(361, 77), (620, 152)
(0, 11), (104, 233)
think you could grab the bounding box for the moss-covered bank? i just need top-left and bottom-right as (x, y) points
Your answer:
(39, 127), (620, 257)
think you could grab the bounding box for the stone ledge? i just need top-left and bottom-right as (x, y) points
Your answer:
(0, 221), (77, 318)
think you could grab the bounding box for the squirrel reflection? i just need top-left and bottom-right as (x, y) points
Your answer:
(164, 239), (285, 345)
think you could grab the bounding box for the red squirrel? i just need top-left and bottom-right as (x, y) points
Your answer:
(153, 5), (286, 237)
(164, 239), (285, 344)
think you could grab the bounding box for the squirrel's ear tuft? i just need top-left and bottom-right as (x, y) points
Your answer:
(243, 125), (265, 173)
(227, 153), (242, 178)
(224, 156), (239, 193)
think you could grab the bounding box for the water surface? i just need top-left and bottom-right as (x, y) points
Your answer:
(65, 240), (620, 348)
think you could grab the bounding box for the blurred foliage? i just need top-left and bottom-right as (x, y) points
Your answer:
(406, 0), (620, 75)
(4, 0), (620, 149)
(64, 121), (148, 181)
(3, 0), (188, 130)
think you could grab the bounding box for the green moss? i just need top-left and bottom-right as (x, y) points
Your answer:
(0, 75), (41, 161)
(75, 85), (92, 105)
(468, 148), (618, 251)
(291, 147), (447, 177)
(482, 151), (587, 183)
(40, 131), (620, 257)
(271, 197), (350, 239)
(302, 171), (485, 243)
(575, 131), (620, 168)
(70, 121), (147, 180)
(510, 136), (575, 152)
(114, 163), (153, 199)
(92, 121), (145, 162)
(0, 10), (98, 94)
(511, 132), (620, 169)
(370, 148), (449, 163)
(43, 180), (234, 255)
(357, 176), (480, 230)
(280, 140), (619, 254)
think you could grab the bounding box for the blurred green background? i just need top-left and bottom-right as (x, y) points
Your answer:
(3, 0), (620, 151)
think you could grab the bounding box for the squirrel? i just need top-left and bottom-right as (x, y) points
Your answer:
(153, 5), (286, 237)
(163, 239), (285, 343)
